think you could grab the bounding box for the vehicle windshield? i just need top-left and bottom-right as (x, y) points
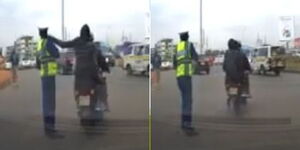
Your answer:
(271, 47), (285, 56)
(134, 46), (144, 56)
(257, 48), (268, 57)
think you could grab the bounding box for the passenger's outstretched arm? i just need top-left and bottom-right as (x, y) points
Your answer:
(48, 35), (78, 48)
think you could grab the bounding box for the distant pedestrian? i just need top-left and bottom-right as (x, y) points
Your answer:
(151, 50), (161, 87)
(9, 49), (19, 83)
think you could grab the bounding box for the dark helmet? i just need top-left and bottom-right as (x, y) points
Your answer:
(228, 38), (241, 50)
(39, 27), (48, 38)
(80, 24), (93, 41)
(179, 31), (189, 41)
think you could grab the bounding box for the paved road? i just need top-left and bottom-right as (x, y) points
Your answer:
(152, 66), (300, 150)
(0, 67), (148, 150)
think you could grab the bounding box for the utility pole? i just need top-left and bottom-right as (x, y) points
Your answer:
(65, 27), (67, 40)
(61, 0), (65, 40)
(145, 0), (150, 44)
(206, 37), (208, 50)
(200, 0), (203, 54)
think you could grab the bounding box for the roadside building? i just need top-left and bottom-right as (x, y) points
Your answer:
(5, 45), (15, 60)
(14, 36), (37, 60)
(155, 38), (175, 62)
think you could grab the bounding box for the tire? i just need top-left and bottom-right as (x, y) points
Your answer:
(126, 65), (133, 75)
(257, 66), (261, 75)
(80, 108), (98, 127)
(233, 96), (240, 114)
(257, 69), (261, 75)
(240, 97), (247, 105)
(274, 69), (280, 76)
(259, 65), (266, 75)
(80, 118), (90, 126)
(80, 118), (97, 127)
(227, 97), (231, 107)
(206, 68), (210, 75)
(94, 111), (104, 123)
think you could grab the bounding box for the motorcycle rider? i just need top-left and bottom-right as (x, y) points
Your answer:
(223, 39), (251, 100)
(48, 24), (110, 111)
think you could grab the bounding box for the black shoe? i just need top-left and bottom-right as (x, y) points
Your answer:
(45, 129), (64, 139)
(182, 126), (198, 136)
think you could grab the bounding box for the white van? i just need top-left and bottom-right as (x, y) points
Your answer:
(123, 43), (149, 75)
(251, 46), (286, 76)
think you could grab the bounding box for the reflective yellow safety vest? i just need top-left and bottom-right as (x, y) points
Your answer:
(36, 39), (58, 77)
(175, 41), (193, 77)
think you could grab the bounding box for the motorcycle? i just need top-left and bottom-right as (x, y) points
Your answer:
(226, 72), (250, 114)
(74, 75), (107, 127)
(227, 83), (248, 113)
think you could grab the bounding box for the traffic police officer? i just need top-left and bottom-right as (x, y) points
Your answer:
(36, 27), (61, 138)
(173, 31), (198, 134)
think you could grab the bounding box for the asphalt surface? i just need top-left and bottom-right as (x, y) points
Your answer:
(152, 66), (300, 150)
(0, 67), (149, 150)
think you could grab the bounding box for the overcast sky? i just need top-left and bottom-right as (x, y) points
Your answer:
(2, 0), (300, 50)
(152, 0), (300, 50)
(0, 0), (148, 48)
